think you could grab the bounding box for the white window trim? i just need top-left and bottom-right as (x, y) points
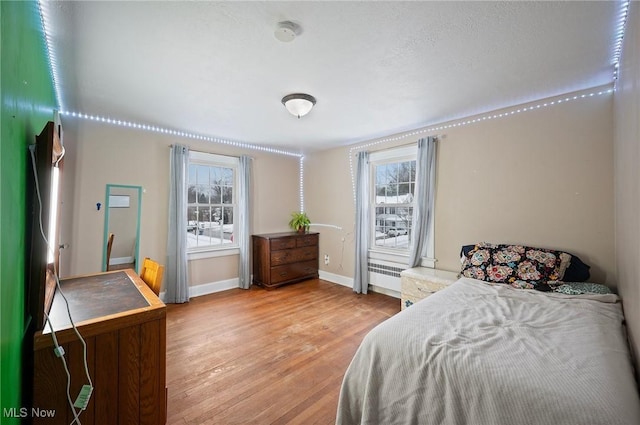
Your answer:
(188, 247), (240, 261)
(187, 151), (239, 254)
(368, 143), (436, 268)
(369, 145), (416, 163)
(368, 248), (410, 265)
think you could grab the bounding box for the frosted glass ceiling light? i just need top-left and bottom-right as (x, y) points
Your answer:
(282, 93), (316, 119)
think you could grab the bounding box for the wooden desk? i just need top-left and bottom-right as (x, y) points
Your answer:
(32, 269), (166, 424)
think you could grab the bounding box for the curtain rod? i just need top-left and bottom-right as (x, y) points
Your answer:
(354, 134), (445, 155)
(392, 134), (445, 146)
(169, 144), (254, 159)
(394, 135), (444, 147)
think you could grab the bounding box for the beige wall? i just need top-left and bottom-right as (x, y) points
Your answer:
(614, 3), (640, 378)
(61, 86), (617, 291)
(305, 146), (358, 279)
(306, 87), (615, 286)
(60, 118), (300, 288)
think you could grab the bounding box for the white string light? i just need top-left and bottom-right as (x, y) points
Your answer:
(38, 0), (64, 111)
(59, 111), (303, 158)
(349, 86), (615, 201)
(299, 156), (305, 213)
(613, 0), (631, 83)
(60, 110), (306, 211)
(42, 2), (629, 216)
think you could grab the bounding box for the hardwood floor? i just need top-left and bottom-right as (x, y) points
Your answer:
(165, 279), (400, 424)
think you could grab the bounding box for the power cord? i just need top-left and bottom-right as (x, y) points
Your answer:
(29, 144), (93, 424)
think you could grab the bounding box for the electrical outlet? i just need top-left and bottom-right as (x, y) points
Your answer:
(324, 254), (330, 265)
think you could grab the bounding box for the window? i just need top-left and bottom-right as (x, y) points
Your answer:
(370, 146), (416, 252)
(187, 152), (238, 251)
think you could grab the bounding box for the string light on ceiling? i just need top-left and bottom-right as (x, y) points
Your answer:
(38, 0), (64, 110)
(58, 111), (303, 158)
(613, 0), (631, 83)
(348, 87), (615, 202)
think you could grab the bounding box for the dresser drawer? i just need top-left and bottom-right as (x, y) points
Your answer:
(270, 260), (318, 284)
(270, 246), (318, 266)
(296, 233), (319, 248)
(270, 237), (296, 251)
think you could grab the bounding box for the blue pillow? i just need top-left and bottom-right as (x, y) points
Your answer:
(562, 255), (591, 282)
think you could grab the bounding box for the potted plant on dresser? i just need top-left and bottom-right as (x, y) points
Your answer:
(289, 211), (311, 234)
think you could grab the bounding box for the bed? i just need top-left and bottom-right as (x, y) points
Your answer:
(336, 276), (640, 425)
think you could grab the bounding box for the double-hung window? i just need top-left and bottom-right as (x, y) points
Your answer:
(369, 143), (436, 267)
(370, 146), (416, 253)
(187, 151), (238, 253)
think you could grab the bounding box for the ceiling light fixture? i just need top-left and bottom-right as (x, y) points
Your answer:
(282, 93), (316, 119)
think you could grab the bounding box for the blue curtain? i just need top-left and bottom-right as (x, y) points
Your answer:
(353, 151), (370, 294)
(165, 144), (190, 303)
(238, 155), (252, 289)
(408, 137), (437, 267)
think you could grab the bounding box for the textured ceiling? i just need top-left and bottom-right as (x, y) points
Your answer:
(47, 1), (619, 153)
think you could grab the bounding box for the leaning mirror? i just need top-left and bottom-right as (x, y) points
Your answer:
(103, 184), (142, 272)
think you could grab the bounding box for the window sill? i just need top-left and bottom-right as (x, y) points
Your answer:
(188, 247), (240, 261)
(368, 249), (435, 268)
(368, 249), (410, 265)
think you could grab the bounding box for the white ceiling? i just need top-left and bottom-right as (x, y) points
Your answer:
(47, 1), (620, 153)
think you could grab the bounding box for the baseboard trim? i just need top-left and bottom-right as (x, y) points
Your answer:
(110, 256), (134, 265)
(160, 278), (240, 301)
(318, 270), (400, 299)
(190, 278), (240, 297)
(159, 273), (400, 302)
(319, 270), (353, 288)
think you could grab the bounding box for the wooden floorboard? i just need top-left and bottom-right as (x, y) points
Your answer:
(166, 279), (400, 424)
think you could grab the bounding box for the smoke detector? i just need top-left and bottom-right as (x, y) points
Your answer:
(274, 21), (299, 42)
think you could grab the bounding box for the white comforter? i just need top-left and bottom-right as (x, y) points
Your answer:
(337, 277), (640, 425)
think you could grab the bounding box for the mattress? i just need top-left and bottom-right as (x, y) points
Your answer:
(336, 277), (640, 425)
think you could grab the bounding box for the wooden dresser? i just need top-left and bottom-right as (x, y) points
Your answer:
(400, 267), (459, 310)
(252, 232), (319, 289)
(32, 269), (166, 424)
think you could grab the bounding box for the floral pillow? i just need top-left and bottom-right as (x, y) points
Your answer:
(461, 242), (572, 289)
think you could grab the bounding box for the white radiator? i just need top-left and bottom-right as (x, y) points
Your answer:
(368, 261), (404, 293)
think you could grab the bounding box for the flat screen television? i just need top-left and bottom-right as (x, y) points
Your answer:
(26, 120), (64, 331)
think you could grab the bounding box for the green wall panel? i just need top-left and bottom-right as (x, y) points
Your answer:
(1, 1), (56, 423)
